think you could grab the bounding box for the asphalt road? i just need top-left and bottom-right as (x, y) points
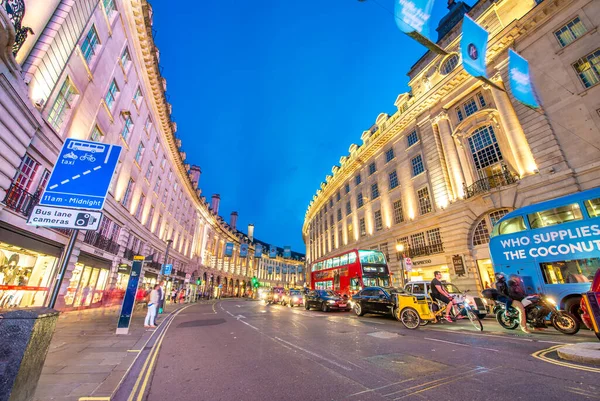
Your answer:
(144, 300), (599, 401)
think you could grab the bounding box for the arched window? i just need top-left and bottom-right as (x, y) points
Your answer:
(472, 209), (510, 246)
(441, 54), (460, 75)
(468, 125), (504, 179)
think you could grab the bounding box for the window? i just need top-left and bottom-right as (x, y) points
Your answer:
(103, 0), (117, 16)
(468, 125), (503, 176)
(153, 138), (160, 154)
(393, 199), (404, 224)
(385, 148), (395, 163)
(160, 156), (166, 170)
(477, 92), (486, 108)
(555, 17), (587, 47)
(368, 162), (377, 175)
(336, 192), (341, 201)
(134, 87), (143, 106)
(168, 169), (173, 181)
(347, 222), (353, 241)
(573, 50), (600, 88)
(540, 258), (598, 284)
(345, 183), (350, 194)
(81, 25), (100, 63)
(330, 214), (334, 226)
(473, 209), (510, 246)
(346, 201), (352, 216)
(407, 130), (419, 147)
(135, 142), (145, 164)
(337, 209), (342, 222)
(105, 79), (119, 110)
(411, 155), (424, 176)
(329, 198), (333, 207)
(145, 162), (154, 180)
(89, 125), (104, 142)
(135, 193), (145, 219)
(410, 232), (426, 249)
(417, 187), (432, 215)
(585, 197), (600, 218)
(494, 216), (527, 236)
(12, 155), (39, 191)
(528, 203), (583, 229)
(374, 210), (383, 231)
(463, 98), (478, 117)
(355, 174), (361, 186)
(389, 171), (399, 189)
(371, 183), (379, 199)
(440, 54), (459, 75)
(154, 176), (161, 193)
(48, 77), (77, 130)
(121, 116), (133, 143)
(122, 178), (135, 207)
(456, 107), (464, 122)
(427, 228), (443, 252)
(120, 47), (131, 66)
(357, 193), (364, 208)
(359, 218), (366, 237)
(146, 205), (155, 229)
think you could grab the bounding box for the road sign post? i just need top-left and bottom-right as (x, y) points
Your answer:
(116, 256), (144, 335)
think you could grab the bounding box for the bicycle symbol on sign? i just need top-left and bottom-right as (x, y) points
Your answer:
(80, 153), (96, 162)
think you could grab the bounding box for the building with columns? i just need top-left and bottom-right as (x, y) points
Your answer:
(0, 0), (300, 309)
(302, 0), (600, 301)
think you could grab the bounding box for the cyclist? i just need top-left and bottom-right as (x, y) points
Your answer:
(430, 271), (456, 322)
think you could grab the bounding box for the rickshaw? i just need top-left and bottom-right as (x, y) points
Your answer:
(393, 292), (483, 331)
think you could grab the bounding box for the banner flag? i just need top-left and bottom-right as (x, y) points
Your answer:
(283, 246), (291, 258)
(508, 49), (540, 108)
(461, 15), (488, 79)
(225, 242), (233, 257)
(393, 0), (447, 55)
(269, 245), (277, 258)
(240, 243), (248, 257)
(255, 244), (263, 258)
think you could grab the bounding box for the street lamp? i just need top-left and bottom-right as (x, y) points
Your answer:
(395, 243), (405, 286)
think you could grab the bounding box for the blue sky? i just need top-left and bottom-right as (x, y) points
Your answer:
(151, 0), (475, 253)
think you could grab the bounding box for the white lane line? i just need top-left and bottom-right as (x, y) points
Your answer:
(426, 328), (569, 345)
(274, 336), (352, 371)
(104, 145), (112, 163)
(72, 174), (81, 179)
(360, 319), (385, 325)
(93, 165), (102, 171)
(226, 311), (234, 317)
(49, 184), (58, 189)
(239, 320), (259, 331)
(82, 170), (91, 175)
(425, 337), (499, 352)
(60, 179), (69, 184)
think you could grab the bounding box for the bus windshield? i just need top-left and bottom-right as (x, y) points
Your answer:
(358, 250), (386, 265)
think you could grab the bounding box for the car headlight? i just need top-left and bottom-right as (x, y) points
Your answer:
(292, 297), (299, 302)
(327, 300), (336, 304)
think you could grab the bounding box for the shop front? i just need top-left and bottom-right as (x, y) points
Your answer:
(115, 263), (131, 290)
(406, 255), (451, 283)
(0, 225), (63, 309)
(142, 269), (159, 289)
(63, 253), (112, 309)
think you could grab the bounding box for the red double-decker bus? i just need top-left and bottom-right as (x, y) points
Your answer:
(310, 249), (390, 297)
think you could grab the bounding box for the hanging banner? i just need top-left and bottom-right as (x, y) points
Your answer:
(268, 265), (273, 274)
(283, 246), (291, 258)
(508, 49), (540, 109)
(225, 242), (234, 257)
(393, 0), (446, 55)
(269, 245), (277, 258)
(461, 15), (488, 79)
(240, 243), (249, 257)
(255, 244), (263, 258)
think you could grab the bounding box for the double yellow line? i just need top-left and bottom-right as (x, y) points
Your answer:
(532, 344), (600, 373)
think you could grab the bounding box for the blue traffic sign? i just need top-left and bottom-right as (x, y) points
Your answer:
(39, 139), (122, 210)
(163, 264), (173, 275)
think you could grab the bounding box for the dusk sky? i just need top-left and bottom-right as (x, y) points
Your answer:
(151, 0), (476, 253)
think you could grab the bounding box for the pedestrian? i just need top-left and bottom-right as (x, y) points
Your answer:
(144, 284), (160, 328)
(171, 288), (177, 303)
(155, 280), (165, 326)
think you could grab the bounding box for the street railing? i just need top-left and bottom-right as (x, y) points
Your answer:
(3, 183), (40, 217)
(83, 231), (120, 255)
(463, 169), (518, 199)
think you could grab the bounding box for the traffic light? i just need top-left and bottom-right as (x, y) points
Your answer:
(196, 278), (201, 285)
(252, 276), (259, 288)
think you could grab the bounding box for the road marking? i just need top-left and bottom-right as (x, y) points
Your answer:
(60, 179), (69, 184)
(127, 350), (141, 353)
(93, 165), (102, 171)
(83, 170), (91, 175)
(531, 345), (600, 373)
(348, 378), (416, 397)
(72, 174), (81, 179)
(424, 337), (499, 352)
(78, 398), (111, 401)
(426, 328), (569, 345)
(226, 311), (234, 316)
(239, 320), (259, 331)
(236, 315), (246, 319)
(274, 337), (352, 371)
(360, 319), (386, 325)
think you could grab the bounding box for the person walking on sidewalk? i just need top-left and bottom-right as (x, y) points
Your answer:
(154, 280), (165, 326)
(144, 284), (160, 328)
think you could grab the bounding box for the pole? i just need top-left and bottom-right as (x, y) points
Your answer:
(158, 239), (173, 282)
(48, 229), (79, 309)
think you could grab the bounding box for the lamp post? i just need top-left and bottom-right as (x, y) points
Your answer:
(158, 239), (173, 282)
(395, 243), (406, 287)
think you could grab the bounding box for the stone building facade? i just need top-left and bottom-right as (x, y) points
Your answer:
(302, 0), (600, 298)
(0, 0), (301, 310)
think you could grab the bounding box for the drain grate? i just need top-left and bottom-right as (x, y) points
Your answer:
(176, 319), (226, 328)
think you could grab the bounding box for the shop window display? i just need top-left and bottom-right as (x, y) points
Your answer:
(64, 263), (109, 308)
(0, 243), (57, 308)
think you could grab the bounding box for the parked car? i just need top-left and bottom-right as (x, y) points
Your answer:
(403, 281), (488, 319)
(351, 286), (405, 317)
(304, 290), (350, 312)
(266, 287), (285, 304)
(283, 289), (304, 307)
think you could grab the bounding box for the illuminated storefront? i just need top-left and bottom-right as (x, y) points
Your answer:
(406, 256), (451, 283)
(115, 264), (131, 290)
(63, 254), (111, 309)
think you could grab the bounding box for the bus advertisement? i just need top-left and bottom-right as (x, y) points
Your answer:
(489, 187), (600, 316)
(310, 249), (390, 296)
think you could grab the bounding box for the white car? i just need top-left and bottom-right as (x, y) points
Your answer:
(404, 281), (488, 319)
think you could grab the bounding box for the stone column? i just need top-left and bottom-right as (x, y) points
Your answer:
(433, 112), (466, 199)
(489, 75), (537, 176)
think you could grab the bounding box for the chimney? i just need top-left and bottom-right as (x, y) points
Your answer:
(248, 224), (254, 242)
(230, 211), (238, 230)
(189, 165), (202, 189)
(211, 194), (220, 215)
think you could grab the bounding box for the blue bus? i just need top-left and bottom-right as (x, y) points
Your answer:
(489, 187), (600, 317)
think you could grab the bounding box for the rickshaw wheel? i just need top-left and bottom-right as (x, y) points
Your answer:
(400, 307), (421, 329)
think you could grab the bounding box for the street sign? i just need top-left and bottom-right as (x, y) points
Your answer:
(116, 255), (144, 335)
(27, 205), (102, 230)
(163, 264), (173, 275)
(404, 257), (413, 272)
(39, 138), (122, 210)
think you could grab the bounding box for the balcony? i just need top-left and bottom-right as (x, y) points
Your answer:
(405, 243), (444, 258)
(123, 247), (135, 260)
(147, 261), (162, 270)
(463, 168), (518, 199)
(3, 183), (40, 217)
(83, 231), (120, 255)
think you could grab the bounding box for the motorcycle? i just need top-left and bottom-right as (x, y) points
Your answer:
(494, 294), (580, 335)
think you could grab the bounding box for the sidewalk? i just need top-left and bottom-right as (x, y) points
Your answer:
(32, 301), (193, 401)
